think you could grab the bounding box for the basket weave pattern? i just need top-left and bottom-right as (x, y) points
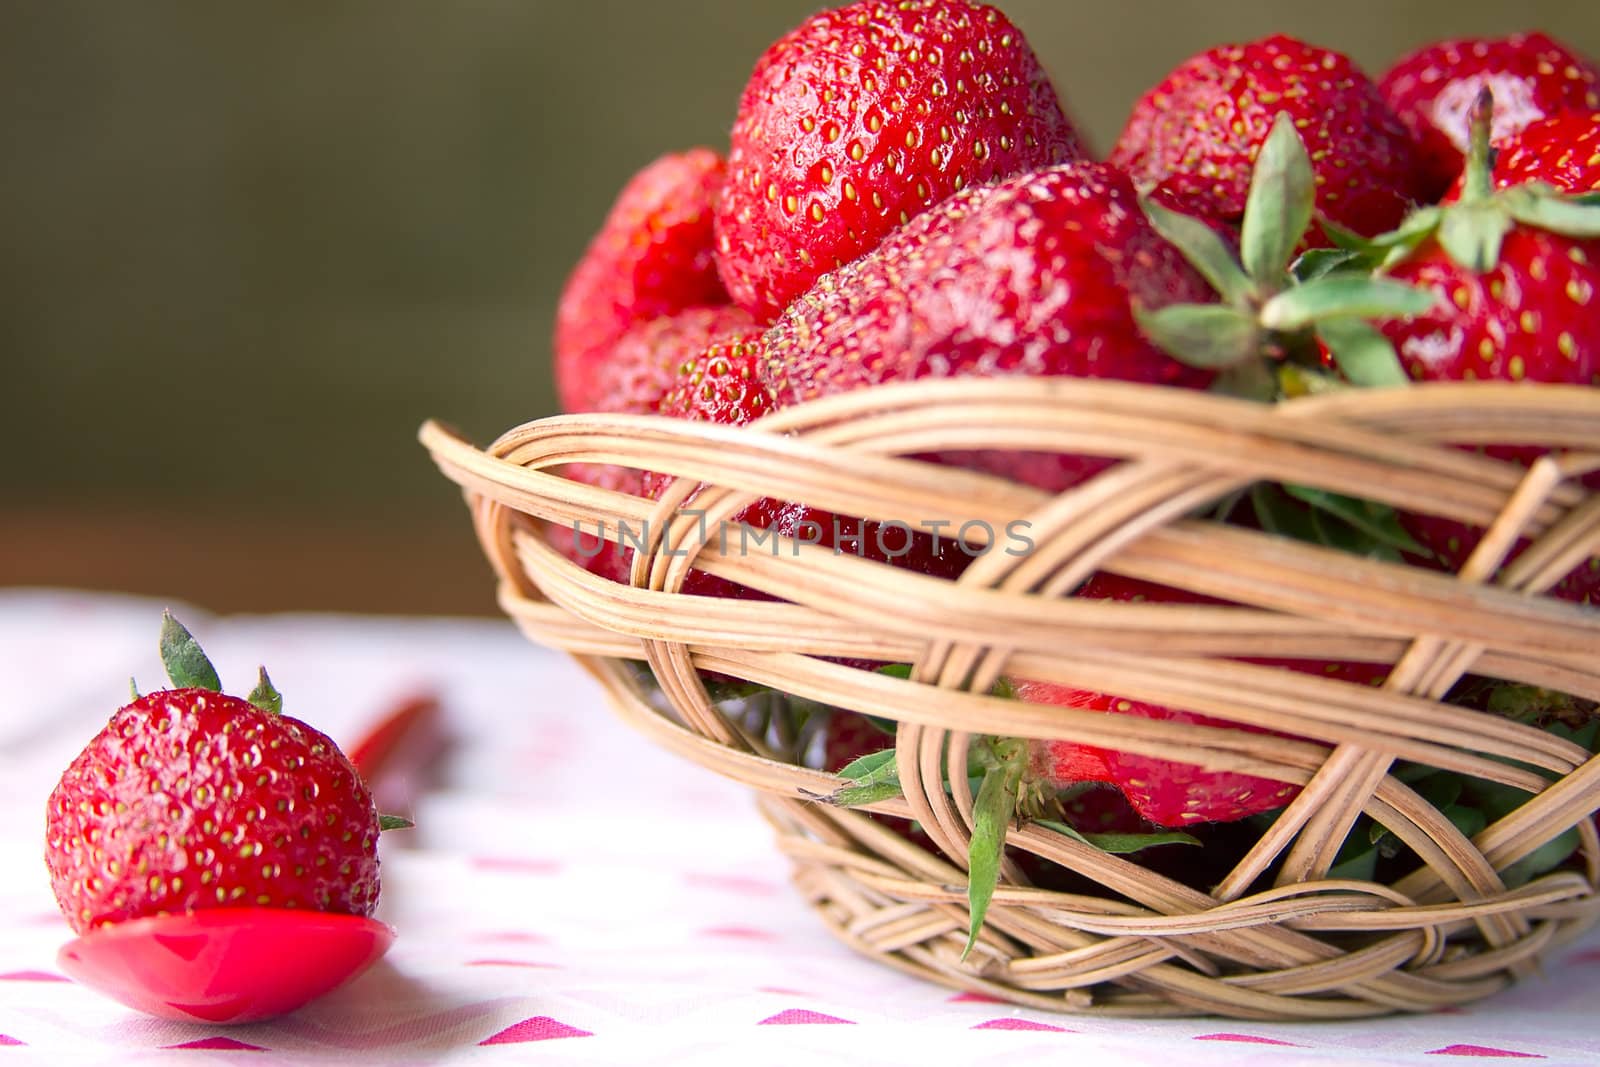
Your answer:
(423, 378), (1600, 1019)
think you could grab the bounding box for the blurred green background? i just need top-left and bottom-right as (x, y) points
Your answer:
(4, 1), (1596, 615)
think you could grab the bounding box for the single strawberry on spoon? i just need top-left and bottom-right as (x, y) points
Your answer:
(48, 613), (412, 1024)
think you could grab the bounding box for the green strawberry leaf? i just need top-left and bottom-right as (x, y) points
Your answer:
(1314, 318), (1412, 389)
(1291, 247), (1364, 282)
(1483, 685), (1600, 737)
(876, 663), (914, 680)
(1442, 803), (1488, 841)
(1393, 762), (1441, 785)
(159, 611), (223, 692)
(1451, 773), (1583, 887)
(129, 677), (141, 701)
(1501, 826), (1582, 888)
(827, 748), (904, 806)
(1327, 838), (1379, 881)
(1488, 685), (1547, 723)
(1325, 208), (1444, 271)
(1547, 717), (1600, 752)
(1469, 779), (1550, 823)
(1035, 820), (1201, 854)
(1281, 485), (1427, 556)
(1415, 773), (1465, 811)
(836, 747), (897, 782)
(703, 676), (771, 703)
(1136, 303), (1260, 369)
(1207, 488), (1251, 522)
(1308, 505), (1402, 562)
(1318, 218), (1384, 255)
(1240, 113), (1317, 286)
(1258, 275), (1437, 332)
(1141, 197), (1255, 306)
(1502, 185), (1600, 238)
(964, 754), (1022, 960)
(246, 667), (283, 716)
(378, 814), (415, 832)
(1250, 484), (1324, 546)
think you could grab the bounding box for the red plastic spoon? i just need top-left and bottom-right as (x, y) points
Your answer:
(57, 908), (394, 1024)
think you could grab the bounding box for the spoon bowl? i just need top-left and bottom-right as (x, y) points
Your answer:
(57, 907), (394, 1024)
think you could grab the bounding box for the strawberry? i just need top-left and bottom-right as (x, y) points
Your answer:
(1134, 113), (1437, 395)
(1379, 33), (1600, 202)
(762, 161), (1215, 492)
(715, 0), (1084, 321)
(653, 330), (775, 430)
(554, 148), (730, 413)
(644, 331), (970, 599)
(1011, 576), (1387, 827)
(586, 306), (759, 420)
(1383, 232), (1600, 387)
(1018, 679), (1302, 828)
(1472, 110), (1600, 195)
(550, 306), (757, 584)
(1369, 92), (1600, 604)
(1111, 35), (1425, 241)
(641, 330), (806, 598)
(45, 615), (399, 935)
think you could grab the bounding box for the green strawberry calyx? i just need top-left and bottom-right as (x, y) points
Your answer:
(155, 611), (413, 832)
(818, 728), (1196, 962)
(159, 611), (226, 695)
(1342, 88), (1600, 275)
(160, 610), (283, 715)
(1136, 112), (1432, 394)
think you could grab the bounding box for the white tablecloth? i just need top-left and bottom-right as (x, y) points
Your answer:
(2, 589), (1598, 1065)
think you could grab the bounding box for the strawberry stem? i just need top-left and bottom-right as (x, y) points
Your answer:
(159, 611), (223, 692)
(1461, 87), (1496, 205)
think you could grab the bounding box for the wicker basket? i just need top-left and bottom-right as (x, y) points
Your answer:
(421, 378), (1600, 1019)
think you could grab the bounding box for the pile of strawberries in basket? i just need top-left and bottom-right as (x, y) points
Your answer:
(549, 0), (1599, 927)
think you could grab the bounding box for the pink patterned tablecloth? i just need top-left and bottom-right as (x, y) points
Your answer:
(3, 589), (1599, 1065)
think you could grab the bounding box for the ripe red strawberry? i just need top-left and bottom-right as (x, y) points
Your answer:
(763, 161), (1215, 492)
(653, 330), (775, 429)
(1473, 110), (1600, 194)
(641, 330), (804, 598)
(1382, 230), (1600, 388)
(588, 306), (760, 419)
(1379, 33), (1600, 202)
(1372, 94), (1600, 605)
(643, 331), (970, 599)
(45, 615), (393, 935)
(550, 306), (757, 584)
(1014, 575), (1387, 828)
(715, 0), (1084, 320)
(1111, 35), (1426, 240)
(554, 148), (730, 412)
